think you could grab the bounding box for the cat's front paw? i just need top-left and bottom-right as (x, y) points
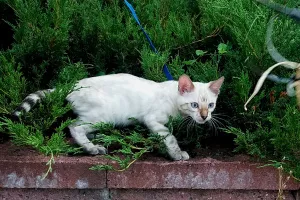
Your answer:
(180, 151), (190, 160)
(86, 145), (107, 155)
(170, 150), (190, 161)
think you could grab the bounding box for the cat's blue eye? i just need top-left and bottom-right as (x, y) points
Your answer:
(208, 103), (214, 108)
(191, 102), (199, 108)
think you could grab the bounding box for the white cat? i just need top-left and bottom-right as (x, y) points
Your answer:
(13, 74), (224, 160)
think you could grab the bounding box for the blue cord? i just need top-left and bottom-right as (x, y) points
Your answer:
(124, 0), (173, 80)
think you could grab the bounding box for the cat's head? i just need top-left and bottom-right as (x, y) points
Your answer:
(177, 75), (224, 124)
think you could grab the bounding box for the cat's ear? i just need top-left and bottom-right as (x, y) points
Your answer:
(178, 75), (194, 95)
(209, 76), (224, 95)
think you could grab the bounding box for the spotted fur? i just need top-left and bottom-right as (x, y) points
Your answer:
(12, 89), (55, 117)
(13, 74), (224, 160)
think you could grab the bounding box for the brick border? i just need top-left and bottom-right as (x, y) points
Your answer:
(0, 155), (107, 189)
(0, 154), (299, 191)
(107, 157), (300, 190)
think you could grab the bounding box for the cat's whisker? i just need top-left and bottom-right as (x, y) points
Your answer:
(211, 116), (226, 128)
(209, 119), (217, 133)
(191, 120), (196, 131)
(211, 117), (221, 126)
(212, 115), (229, 135)
(176, 117), (187, 129)
(186, 118), (196, 137)
(212, 115), (229, 123)
(177, 116), (190, 132)
(193, 120), (199, 132)
(212, 113), (229, 117)
(177, 116), (192, 132)
(208, 120), (215, 134)
(212, 113), (230, 122)
(212, 114), (229, 126)
(186, 119), (192, 136)
(211, 119), (223, 132)
(212, 115), (224, 131)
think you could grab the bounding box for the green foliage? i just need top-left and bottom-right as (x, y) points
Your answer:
(7, 0), (74, 89)
(0, 54), (26, 113)
(168, 115), (207, 150)
(198, 0), (270, 60)
(225, 104), (300, 177)
(135, 0), (198, 49)
(50, 62), (88, 86)
(195, 50), (206, 57)
(90, 122), (166, 171)
(0, 60), (86, 156)
(186, 49), (223, 82)
(0, 117), (72, 155)
(167, 55), (185, 80)
(232, 71), (252, 103)
(140, 47), (170, 81)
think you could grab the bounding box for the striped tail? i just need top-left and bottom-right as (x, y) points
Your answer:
(12, 89), (55, 117)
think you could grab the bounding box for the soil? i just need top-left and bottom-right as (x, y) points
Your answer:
(192, 133), (237, 159)
(0, 141), (40, 157)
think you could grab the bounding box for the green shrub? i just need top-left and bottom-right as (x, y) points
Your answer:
(0, 53), (26, 113)
(225, 103), (300, 177)
(8, 0), (74, 89)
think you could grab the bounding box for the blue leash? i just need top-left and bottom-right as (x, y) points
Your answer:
(124, 0), (173, 80)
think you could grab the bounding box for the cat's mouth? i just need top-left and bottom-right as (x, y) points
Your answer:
(194, 118), (207, 124)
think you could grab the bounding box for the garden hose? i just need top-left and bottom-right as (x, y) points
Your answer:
(246, 0), (300, 110)
(244, 61), (300, 111)
(256, 0), (300, 22)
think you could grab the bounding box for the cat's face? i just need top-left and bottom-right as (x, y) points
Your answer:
(177, 75), (224, 124)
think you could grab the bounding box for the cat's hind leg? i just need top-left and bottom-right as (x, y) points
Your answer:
(69, 124), (107, 155)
